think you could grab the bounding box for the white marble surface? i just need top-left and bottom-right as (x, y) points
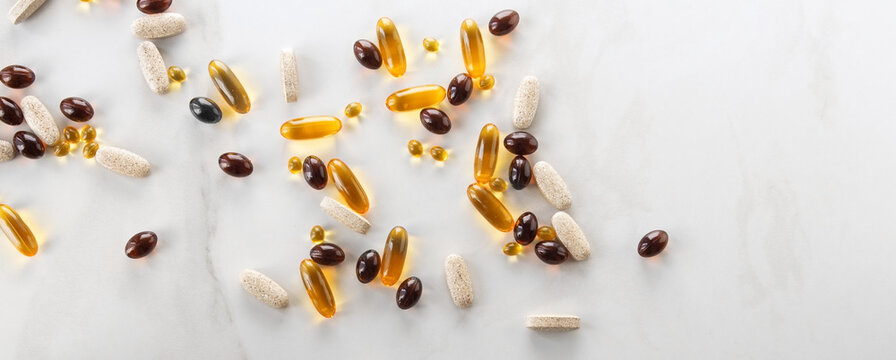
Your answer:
(1, 0), (893, 358)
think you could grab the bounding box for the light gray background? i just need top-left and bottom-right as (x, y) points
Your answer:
(0, 0), (893, 358)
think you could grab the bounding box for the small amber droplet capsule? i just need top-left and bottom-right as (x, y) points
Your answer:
(503, 242), (522, 256)
(310, 225), (325, 243)
(0, 204), (38, 257)
(537, 226), (557, 241)
(430, 146), (448, 161)
(280, 116), (343, 140)
(422, 37), (440, 52)
(167, 66), (186, 83)
(466, 183), (514, 232)
(80, 124), (97, 142)
(473, 123), (500, 183)
(460, 19), (486, 78)
(208, 60), (251, 114)
(385, 85), (446, 112)
(62, 126), (80, 143)
(376, 17), (407, 77)
(380, 226), (408, 286)
(53, 142), (70, 157)
(300, 259), (336, 318)
(328, 159), (370, 214)
(489, 177), (508, 192)
(478, 75), (495, 90)
(407, 139), (423, 157)
(288, 156), (302, 174)
(344, 102), (362, 117)
(82, 142), (99, 159)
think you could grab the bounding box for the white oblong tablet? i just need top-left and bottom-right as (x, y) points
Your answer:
(444, 254), (473, 308)
(137, 41), (169, 95)
(551, 211), (590, 261)
(8, 0), (46, 24)
(320, 196), (370, 234)
(95, 146), (151, 178)
(534, 161), (571, 210)
(526, 315), (580, 331)
(21, 96), (59, 146)
(512, 76), (539, 129)
(0, 140), (16, 162)
(239, 269), (289, 309)
(280, 48), (299, 103)
(131, 13), (186, 39)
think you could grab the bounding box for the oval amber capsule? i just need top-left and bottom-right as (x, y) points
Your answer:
(288, 156), (302, 174)
(327, 158), (370, 214)
(460, 19), (486, 78)
(62, 126), (80, 143)
(473, 123), (500, 183)
(13, 131), (44, 159)
(396, 276), (423, 309)
(309, 225), (325, 243)
(489, 9), (520, 36)
(59, 97), (94, 122)
(385, 85), (446, 112)
(0, 65), (35, 89)
(430, 146), (448, 161)
(478, 75), (495, 90)
(513, 211), (538, 245)
(53, 143), (70, 157)
(310, 243), (346, 265)
(376, 17), (407, 77)
(82, 142), (99, 159)
(208, 60), (251, 114)
(638, 230), (669, 257)
(0, 97), (23, 126)
(344, 102), (362, 117)
(419, 108), (451, 134)
(537, 226), (556, 241)
(167, 66), (186, 82)
(300, 259), (336, 318)
(503, 242), (522, 256)
(407, 139), (423, 157)
(80, 124), (97, 142)
(280, 116), (342, 140)
(302, 155), (328, 190)
(489, 177), (508, 192)
(218, 152), (254, 178)
(422, 37), (439, 52)
(509, 155), (532, 190)
(466, 183), (514, 232)
(504, 131), (538, 155)
(447, 73), (473, 106)
(356, 249), (381, 283)
(380, 226), (408, 286)
(353, 40), (383, 70)
(125, 231), (157, 259)
(0, 204), (38, 257)
(535, 240), (569, 265)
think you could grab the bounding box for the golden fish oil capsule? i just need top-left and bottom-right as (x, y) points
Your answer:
(62, 126), (80, 143)
(167, 65), (186, 82)
(380, 226), (408, 286)
(0, 204), (38, 257)
(310, 225), (325, 243)
(280, 116), (343, 140)
(473, 123), (500, 183)
(385, 85), (446, 112)
(82, 141), (99, 159)
(489, 177), (507, 192)
(460, 18), (486, 78)
(376, 17), (407, 77)
(80, 124), (96, 142)
(288, 156), (302, 174)
(328, 159), (369, 214)
(478, 75), (495, 90)
(467, 183), (513, 232)
(503, 242), (521, 256)
(208, 59), (251, 114)
(408, 139), (423, 157)
(423, 37), (439, 52)
(300, 259), (336, 318)
(344, 102), (362, 117)
(53, 142), (70, 157)
(538, 226), (556, 241)
(430, 146), (447, 161)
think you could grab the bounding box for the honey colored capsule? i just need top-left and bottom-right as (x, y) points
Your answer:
(503, 242), (522, 256)
(473, 123), (500, 183)
(460, 19), (486, 78)
(478, 75), (495, 90)
(0, 204), (37, 257)
(62, 126), (80, 143)
(299, 259), (336, 318)
(82, 141), (99, 159)
(310, 225), (325, 243)
(466, 183), (514, 232)
(280, 116), (342, 140)
(489, 177), (508, 192)
(208, 60), (251, 114)
(80, 124), (96, 142)
(288, 156), (302, 174)
(537, 226), (556, 241)
(380, 226), (408, 286)
(376, 17), (407, 77)
(53, 142), (70, 157)
(344, 102), (362, 117)
(407, 139), (423, 157)
(430, 146), (448, 161)
(167, 65), (186, 82)
(422, 37), (439, 52)
(385, 85), (446, 112)
(327, 159), (370, 214)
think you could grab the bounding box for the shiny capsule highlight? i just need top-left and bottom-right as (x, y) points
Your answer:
(386, 85), (446, 112)
(376, 17), (407, 77)
(407, 139), (423, 157)
(430, 146), (448, 161)
(460, 19), (486, 78)
(467, 183), (513, 232)
(125, 231), (157, 259)
(503, 242), (522, 256)
(300, 259), (336, 318)
(419, 108), (451, 134)
(381, 226), (408, 286)
(80, 125), (97, 142)
(396, 276), (423, 309)
(509, 155), (532, 190)
(489, 9), (520, 36)
(0, 65), (35, 89)
(13, 131), (44, 159)
(310, 243), (346, 265)
(535, 240), (569, 265)
(638, 230), (669, 257)
(447, 73), (473, 106)
(208, 60), (251, 114)
(328, 159), (370, 214)
(0, 97), (23, 126)
(356, 249), (381, 283)
(0, 204), (38, 257)
(280, 116), (342, 140)
(302, 155), (328, 189)
(513, 212), (538, 245)
(473, 123), (500, 183)
(59, 97), (94, 122)
(353, 40), (383, 70)
(218, 152), (253, 177)
(189, 97), (223, 124)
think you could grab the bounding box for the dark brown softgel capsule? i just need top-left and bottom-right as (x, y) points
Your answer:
(489, 10), (520, 36)
(396, 276), (423, 309)
(513, 212), (538, 245)
(353, 40), (383, 70)
(218, 152), (253, 177)
(302, 155), (328, 189)
(310, 243), (346, 265)
(356, 249), (381, 283)
(508, 155), (532, 190)
(535, 241), (569, 265)
(125, 231), (158, 259)
(503, 131), (538, 155)
(13, 131), (44, 159)
(59, 97), (94, 122)
(638, 230), (668, 257)
(419, 108), (451, 134)
(0, 65), (35, 89)
(447, 73), (473, 106)
(0, 97), (23, 126)
(136, 0), (171, 14)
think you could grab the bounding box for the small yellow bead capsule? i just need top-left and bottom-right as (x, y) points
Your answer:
(385, 85), (446, 112)
(82, 142), (99, 159)
(300, 259), (336, 318)
(473, 123), (500, 183)
(80, 124), (96, 142)
(430, 146), (447, 161)
(279, 116), (343, 140)
(376, 17), (407, 77)
(537, 226), (557, 241)
(62, 126), (80, 143)
(53, 142), (70, 157)
(167, 65), (186, 83)
(460, 18), (486, 78)
(327, 158), (370, 214)
(380, 226), (408, 286)
(467, 183), (514, 232)
(478, 75), (495, 90)
(310, 225), (325, 243)
(288, 156), (302, 174)
(422, 37), (440, 52)
(489, 177), (508, 192)
(0, 204), (38, 257)
(407, 139), (423, 157)
(503, 242), (522, 256)
(344, 102), (362, 117)
(208, 59), (251, 114)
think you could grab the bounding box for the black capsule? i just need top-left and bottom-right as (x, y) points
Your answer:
(638, 230), (669, 257)
(503, 131), (538, 155)
(189, 97), (223, 124)
(396, 276), (423, 309)
(218, 152), (253, 177)
(0, 65), (35, 89)
(302, 155), (328, 190)
(0, 97), (23, 126)
(535, 241), (569, 265)
(353, 40), (383, 70)
(419, 108), (451, 134)
(489, 10), (520, 36)
(125, 231), (158, 259)
(447, 73), (473, 106)
(13, 131), (44, 159)
(310, 243), (346, 265)
(513, 212), (538, 245)
(356, 249), (381, 283)
(508, 155), (532, 190)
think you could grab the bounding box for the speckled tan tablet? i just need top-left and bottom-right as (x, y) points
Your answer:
(137, 41), (169, 95)
(512, 76), (539, 129)
(534, 161), (571, 210)
(95, 146), (151, 178)
(444, 254), (473, 308)
(526, 315), (580, 331)
(8, 0), (46, 24)
(551, 211), (590, 261)
(20, 96), (59, 146)
(280, 48), (299, 103)
(0, 140), (15, 162)
(320, 196), (370, 234)
(131, 13), (186, 39)
(239, 269), (289, 309)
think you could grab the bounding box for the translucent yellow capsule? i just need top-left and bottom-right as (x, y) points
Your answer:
(380, 226), (408, 286)
(430, 146), (448, 161)
(53, 142), (70, 157)
(208, 59), (251, 114)
(385, 85), (446, 112)
(310, 225), (325, 243)
(473, 123), (500, 183)
(327, 158), (370, 214)
(467, 183), (513, 232)
(537, 226), (557, 241)
(460, 18), (486, 78)
(167, 65), (186, 83)
(300, 259), (336, 318)
(422, 37), (440, 52)
(82, 142), (99, 159)
(280, 116), (343, 140)
(344, 102), (362, 117)
(0, 204), (38, 257)
(503, 242), (522, 256)
(80, 124), (96, 142)
(478, 75), (495, 90)
(288, 156), (302, 174)
(407, 139), (423, 157)
(376, 17), (407, 77)
(489, 177), (507, 192)
(62, 126), (80, 143)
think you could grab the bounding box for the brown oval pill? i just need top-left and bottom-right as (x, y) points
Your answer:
(419, 108), (451, 134)
(353, 40), (383, 70)
(310, 243), (346, 265)
(447, 73), (473, 106)
(303, 155), (328, 190)
(0, 97), (23, 126)
(503, 131), (538, 155)
(13, 131), (44, 159)
(125, 231), (158, 259)
(396, 276), (423, 309)
(535, 240), (569, 265)
(136, 0), (171, 14)
(356, 249), (381, 283)
(59, 97), (95, 122)
(638, 230), (669, 257)
(0, 65), (35, 89)
(508, 155), (532, 190)
(513, 211), (538, 245)
(489, 10), (520, 36)
(218, 152), (253, 177)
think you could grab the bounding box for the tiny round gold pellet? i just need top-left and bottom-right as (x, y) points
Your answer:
(167, 66), (186, 83)
(489, 177), (508, 192)
(288, 156), (302, 174)
(537, 226), (557, 241)
(344, 102), (362, 117)
(478, 75), (495, 90)
(62, 126), (80, 143)
(310, 225), (325, 243)
(407, 139), (423, 157)
(503, 242), (522, 256)
(422, 37), (440, 52)
(53, 142), (71, 157)
(80, 124), (97, 142)
(82, 142), (99, 159)
(430, 146), (447, 161)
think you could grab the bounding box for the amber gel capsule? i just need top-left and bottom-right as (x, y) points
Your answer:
(385, 85), (446, 112)
(466, 184), (514, 232)
(208, 60), (251, 114)
(376, 17), (407, 77)
(380, 226), (408, 286)
(0, 204), (38, 257)
(280, 116), (342, 140)
(328, 158), (370, 214)
(460, 19), (486, 78)
(473, 123), (500, 183)
(300, 259), (336, 318)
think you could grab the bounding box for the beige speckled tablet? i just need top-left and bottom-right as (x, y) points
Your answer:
(131, 13), (186, 39)
(534, 161), (571, 210)
(444, 254), (473, 308)
(512, 76), (539, 129)
(280, 48), (299, 103)
(551, 211), (590, 261)
(95, 146), (151, 178)
(239, 269), (289, 309)
(8, 0), (46, 24)
(526, 315), (580, 331)
(320, 196), (370, 234)
(137, 41), (169, 95)
(21, 96), (59, 146)
(0, 140), (15, 162)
